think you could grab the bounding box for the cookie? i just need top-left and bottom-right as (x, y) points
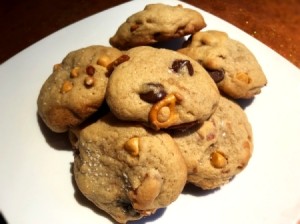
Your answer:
(109, 3), (206, 50)
(178, 30), (267, 99)
(37, 45), (123, 133)
(105, 46), (220, 131)
(172, 96), (253, 190)
(72, 113), (187, 223)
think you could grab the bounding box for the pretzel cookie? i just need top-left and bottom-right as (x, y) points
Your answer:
(106, 46), (220, 131)
(72, 113), (187, 223)
(178, 30), (267, 99)
(109, 3), (206, 50)
(172, 96), (253, 190)
(37, 45), (123, 132)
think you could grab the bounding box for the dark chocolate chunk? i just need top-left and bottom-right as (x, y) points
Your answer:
(171, 59), (194, 76)
(206, 69), (225, 83)
(139, 83), (167, 103)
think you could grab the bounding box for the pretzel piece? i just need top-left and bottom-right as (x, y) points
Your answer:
(149, 93), (182, 130)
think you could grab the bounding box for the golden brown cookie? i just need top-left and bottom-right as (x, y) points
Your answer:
(172, 96), (253, 190)
(178, 30), (267, 99)
(105, 46), (220, 131)
(109, 3), (206, 50)
(37, 45), (123, 133)
(72, 113), (187, 223)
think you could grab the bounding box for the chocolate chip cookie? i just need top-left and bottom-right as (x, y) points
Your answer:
(105, 46), (220, 131)
(172, 96), (253, 190)
(73, 113), (187, 223)
(109, 3), (206, 50)
(37, 45), (123, 132)
(178, 30), (267, 99)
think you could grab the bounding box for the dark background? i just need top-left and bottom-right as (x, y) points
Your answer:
(1, 0), (299, 67)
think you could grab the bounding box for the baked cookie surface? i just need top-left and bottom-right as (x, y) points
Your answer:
(73, 114), (187, 223)
(178, 30), (267, 99)
(106, 46), (220, 130)
(172, 96), (253, 190)
(37, 45), (123, 132)
(109, 3), (206, 50)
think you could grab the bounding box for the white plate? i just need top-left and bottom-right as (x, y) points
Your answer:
(1, 1), (300, 223)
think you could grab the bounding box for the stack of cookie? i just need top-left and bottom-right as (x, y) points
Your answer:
(37, 3), (267, 223)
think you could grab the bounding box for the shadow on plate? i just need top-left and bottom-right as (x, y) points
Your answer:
(0, 213), (7, 224)
(151, 37), (186, 51)
(37, 113), (72, 151)
(36, 101), (111, 151)
(181, 183), (220, 197)
(234, 97), (254, 109)
(70, 163), (117, 223)
(127, 208), (166, 224)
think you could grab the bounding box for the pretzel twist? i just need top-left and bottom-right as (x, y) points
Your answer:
(149, 93), (182, 130)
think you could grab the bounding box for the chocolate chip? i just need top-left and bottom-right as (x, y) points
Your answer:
(171, 59), (194, 76)
(139, 83), (167, 103)
(166, 120), (201, 132)
(206, 69), (225, 83)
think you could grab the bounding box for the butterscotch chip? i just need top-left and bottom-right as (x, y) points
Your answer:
(109, 3), (206, 50)
(73, 114), (187, 223)
(70, 66), (80, 78)
(178, 30), (267, 99)
(172, 96), (253, 190)
(210, 151), (228, 168)
(37, 45), (123, 133)
(61, 80), (73, 93)
(97, 55), (112, 67)
(124, 137), (140, 156)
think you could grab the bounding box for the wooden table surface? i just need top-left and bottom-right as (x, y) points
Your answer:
(0, 0), (299, 68)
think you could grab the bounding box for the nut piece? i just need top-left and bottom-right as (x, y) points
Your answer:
(70, 67), (80, 78)
(61, 80), (73, 93)
(149, 93), (182, 130)
(210, 151), (228, 168)
(124, 137), (140, 156)
(84, 76), (94, 87)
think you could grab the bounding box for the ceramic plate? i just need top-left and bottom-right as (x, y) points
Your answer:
(0, 1), (300, 223)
